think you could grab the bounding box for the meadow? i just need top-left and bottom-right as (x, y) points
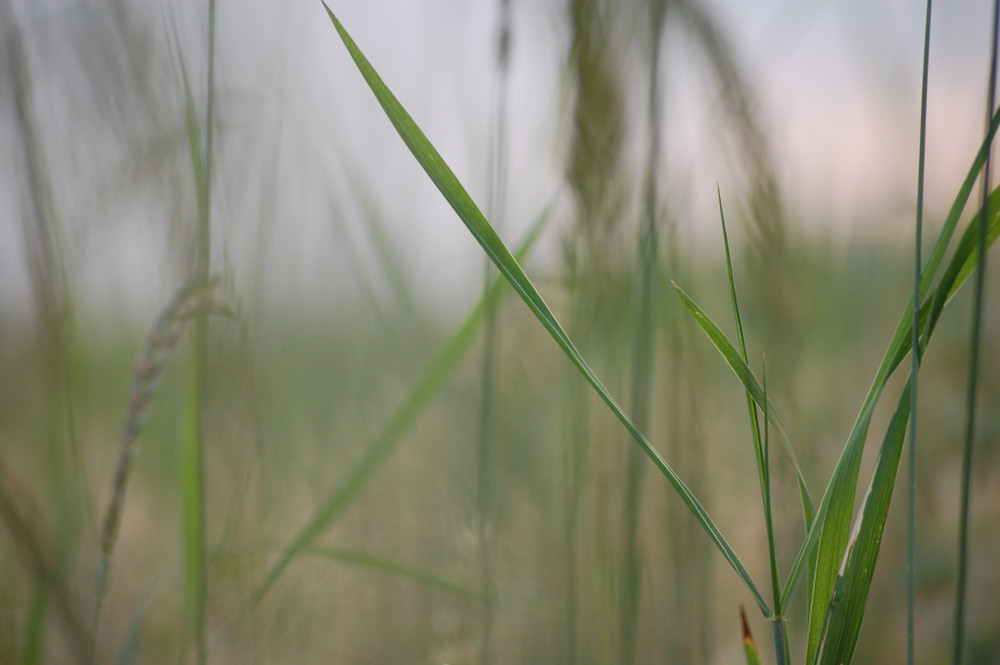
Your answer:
(0, 1), (998, 664)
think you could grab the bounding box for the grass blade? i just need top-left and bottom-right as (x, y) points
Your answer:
(671, 281), (811, 502)
(322, 2), (770, 615)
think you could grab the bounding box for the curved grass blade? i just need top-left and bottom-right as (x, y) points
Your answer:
(672, 282), (811, 500)
(322, 2), (770, 615)
(245, 208), (548, 610)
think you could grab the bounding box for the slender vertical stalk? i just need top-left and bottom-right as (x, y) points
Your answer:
(621, 3), (666, 662)
(952, 2), (997, 664)
(718, 193), (786, 664)
(479, 1), (511, 662)
(182, 3), (216, 663)
(909, 3), (933, 665)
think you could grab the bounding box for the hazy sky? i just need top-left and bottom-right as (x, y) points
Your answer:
(1, 0), (996, 318)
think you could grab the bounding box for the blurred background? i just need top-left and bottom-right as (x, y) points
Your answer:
(1, 0), (998, 663)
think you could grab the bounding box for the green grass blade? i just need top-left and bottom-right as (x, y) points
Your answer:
(803, 411), (872, 663)
(718, 192), (767, 501)
(718, 194), (786, 639)
(816, 382), (912, 665)
(245, 209), (548, 610)
(943, 187), (1000, 303)
(672, 282), (811, 499)
(323, 3), (770, 616)
(308, 546), (479, 598)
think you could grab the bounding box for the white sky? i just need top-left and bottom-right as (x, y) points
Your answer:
(0, 0), (996, 319)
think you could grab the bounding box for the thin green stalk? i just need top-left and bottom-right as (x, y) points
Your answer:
(478, 2), (511, 661)
(622, 4), (665, 661)
(716, 191), (787, 661)
(909, 3), (933, 665)
(562, 323), (588, 664)
(761, 364), (787, 665)
(953, 3), (998, 663)
(180, 2), (216, 661)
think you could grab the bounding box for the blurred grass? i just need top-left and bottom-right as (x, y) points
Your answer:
(2, 231), (996, 663)
(0, 1), (998, 663)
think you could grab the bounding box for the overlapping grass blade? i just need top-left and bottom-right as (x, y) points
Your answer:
(245, 208), (548, 610)
(322, 2), (770, 615)
(717, 192), (790, 662)
(800, 180), (1000, 665)
(671, 282), (811, 502)
(815, 381), (912, 665)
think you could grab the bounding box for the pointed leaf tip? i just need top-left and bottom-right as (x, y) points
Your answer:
(741, 606), (764, 665)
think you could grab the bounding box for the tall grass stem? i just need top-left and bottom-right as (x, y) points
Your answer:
(909, 3), (933, 665)
(622, 4), (666, 661)
(181, 2), (216, 661)
(952, 2), (998, 663)
(478, 1), (511, 661)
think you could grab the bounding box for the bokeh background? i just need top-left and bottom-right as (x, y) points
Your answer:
(1, 0), (998, 663)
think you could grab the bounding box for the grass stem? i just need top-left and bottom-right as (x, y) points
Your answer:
(909, 3), (933, 665)
(952, 2), (998, 664)
(478, 1), (511, 661)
